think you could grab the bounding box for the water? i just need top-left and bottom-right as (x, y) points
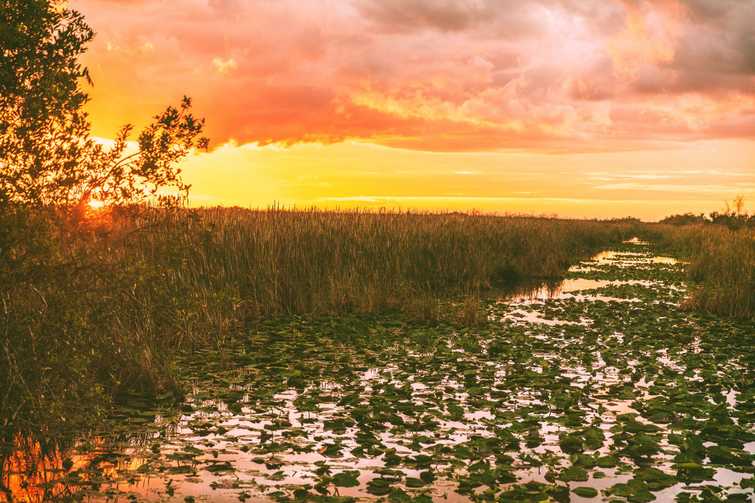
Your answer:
(2, 241), (752, 502)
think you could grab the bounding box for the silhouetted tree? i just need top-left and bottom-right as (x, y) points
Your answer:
(0, 0), (208, 211)
(660, 213), (707, 226)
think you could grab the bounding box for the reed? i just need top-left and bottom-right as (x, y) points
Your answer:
(651, 224), (755, 319)
(125, 207), (630, 313)
(1, 206), (633, 434)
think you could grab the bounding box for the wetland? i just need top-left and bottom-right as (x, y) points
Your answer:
(4, 239), (753, 502)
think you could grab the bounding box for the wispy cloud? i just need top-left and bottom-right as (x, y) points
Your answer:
(594, 183), (755, 194)
(212, 57), (238, 74)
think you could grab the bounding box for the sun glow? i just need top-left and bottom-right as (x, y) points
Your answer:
(74, 0), (755, 219)
(88, 199), (106, 210)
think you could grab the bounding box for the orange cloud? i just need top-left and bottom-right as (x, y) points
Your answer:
(74, 0), (755, 151)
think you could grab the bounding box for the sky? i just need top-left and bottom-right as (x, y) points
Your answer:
(73, 0), (754, 220)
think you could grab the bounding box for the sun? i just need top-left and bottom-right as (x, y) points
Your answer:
(88, 199), (106, 210)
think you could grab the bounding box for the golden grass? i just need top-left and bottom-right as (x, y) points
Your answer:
(650, 224), (755, 319)
(1, 206), (633, 428)
(5, 204), (752, 450)
(116, 207), (631, 316)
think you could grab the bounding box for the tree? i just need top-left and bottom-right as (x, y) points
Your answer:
(659, 213), (707, 226)
(0, 0), (208, 210)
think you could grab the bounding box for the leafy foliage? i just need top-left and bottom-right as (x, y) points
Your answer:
(0, 0), (208, 209)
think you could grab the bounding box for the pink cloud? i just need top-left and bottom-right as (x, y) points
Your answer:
(75, 0), (755, 151)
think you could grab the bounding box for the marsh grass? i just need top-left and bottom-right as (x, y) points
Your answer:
(650, 224), (754, 319)
(129, 207), (631, 314)
(0, 206), (633, 436)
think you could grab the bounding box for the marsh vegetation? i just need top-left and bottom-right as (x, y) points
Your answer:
(1, 208), (754, 502)
(2, 227), (753, 502)
(0, 208), (632, 429)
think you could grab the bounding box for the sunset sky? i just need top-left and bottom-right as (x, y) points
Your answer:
(74, 0), (754, 220)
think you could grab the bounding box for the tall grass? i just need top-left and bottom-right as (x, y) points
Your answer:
(650, 224), (755, 319)
(1, 206), (633, 437)
(128, 207), (631, 314)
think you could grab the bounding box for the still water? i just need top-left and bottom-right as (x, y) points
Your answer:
(2, 241), (752, 502)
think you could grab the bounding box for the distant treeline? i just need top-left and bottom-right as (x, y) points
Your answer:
(660, 197), (754, 229)
(2, 0), (754, 463)
(660, 212), (754, 229)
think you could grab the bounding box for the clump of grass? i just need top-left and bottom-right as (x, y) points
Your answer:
(685, 229), (754, 319)
(652, 224), (754, 319)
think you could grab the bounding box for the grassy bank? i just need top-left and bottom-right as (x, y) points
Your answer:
(1, 207), (633, 435)
(648, 224), (754, 319)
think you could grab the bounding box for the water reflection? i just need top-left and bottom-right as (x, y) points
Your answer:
(499, 249), (680, 304)
(0, 434), (147, 502)
(505, 278), (616, 302)
(2, 243), (749, 503)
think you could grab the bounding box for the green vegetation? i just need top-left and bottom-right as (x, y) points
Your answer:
(660, 196), (754, 230)
(3, 238), (752, 502)
(648, 224), (755, 319)
(1, 0), (209, 442)
(0, 207), (632, 434)
(1, 2), (753, 502)
(1, 0), (208, 210)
